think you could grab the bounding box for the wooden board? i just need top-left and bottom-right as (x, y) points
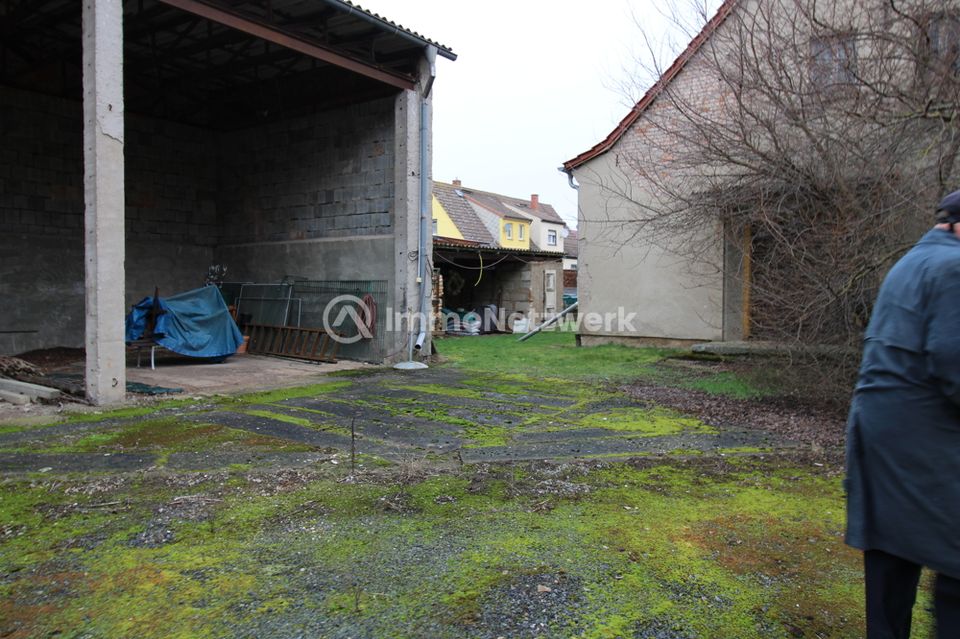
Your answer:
(246, 324), (341, 363)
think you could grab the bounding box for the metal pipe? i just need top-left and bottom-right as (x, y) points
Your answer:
(407, 46), (437, 362)
(517, 301), (578, 342)
(319, 0), (458, 60)
(560, 167), (580, 190)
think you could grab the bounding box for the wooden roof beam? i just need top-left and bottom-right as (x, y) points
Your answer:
(156, 0), (416, 90)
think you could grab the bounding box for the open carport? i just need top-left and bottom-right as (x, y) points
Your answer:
(0, 0), (455, 403)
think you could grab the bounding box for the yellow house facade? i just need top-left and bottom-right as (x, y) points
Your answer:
(431, 195), (463, 239)
(499, 217), (531, 250)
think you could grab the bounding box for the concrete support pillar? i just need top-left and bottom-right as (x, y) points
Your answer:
(82, 0), (126, 404)
(392, 89), (422, 362)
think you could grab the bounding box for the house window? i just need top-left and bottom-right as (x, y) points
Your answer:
(547, 229), (558, 246)
(927, 14), (960, 73)
(432, 218), (438, 235)
(809, 34), (857, 86)
(519, 225), (525, 240)
(504, 223), (513, 239)
(545, 272), (556, 291)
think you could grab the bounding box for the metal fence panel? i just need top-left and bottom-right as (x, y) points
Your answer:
(290, 279), (388, 362)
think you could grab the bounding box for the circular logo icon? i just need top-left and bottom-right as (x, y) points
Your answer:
(322, 294), (370, 344)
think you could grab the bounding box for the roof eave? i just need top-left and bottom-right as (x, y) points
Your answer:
(320, 0), (457, 60)
(561, 0), (736, 172)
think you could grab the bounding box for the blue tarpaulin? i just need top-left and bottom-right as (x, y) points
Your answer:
(125, 286), (243, 359)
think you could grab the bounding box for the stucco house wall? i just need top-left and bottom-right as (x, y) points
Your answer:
(570, 55), (731, 342)
(566, 2), (744, 345)
(574, 152), (725, 344)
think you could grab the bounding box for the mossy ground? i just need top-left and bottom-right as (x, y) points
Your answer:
(0, 336), (900, 637)
(437, 332), (770, 399)
(0, 457), (921, 638)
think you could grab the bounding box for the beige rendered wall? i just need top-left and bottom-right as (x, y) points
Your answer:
(573, 151), (724, 342)
(569, 1), (756, 343)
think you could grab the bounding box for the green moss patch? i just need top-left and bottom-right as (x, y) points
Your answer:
(16, 417), (321, 456)
(461, 424), (512, 448)
(0, 459), (898, 638)
(229, 380), (353, 405)
(574, 408), (716, 436)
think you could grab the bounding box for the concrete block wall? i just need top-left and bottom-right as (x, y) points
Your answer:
(0, 86), (217, 354)
(125, 114), (219, 247)
(214, 96), (403, 363)
(0, 86), (410, 362)
(0, 88), (84, 238)
(217, 97), (395, 244)
(496, 263), (533, 322)
(453, 259), (562, 329)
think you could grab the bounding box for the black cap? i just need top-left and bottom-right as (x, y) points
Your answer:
(936, 189), (960, 224)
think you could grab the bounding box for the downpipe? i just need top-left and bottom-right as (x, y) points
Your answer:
(397, 46), (436, 370)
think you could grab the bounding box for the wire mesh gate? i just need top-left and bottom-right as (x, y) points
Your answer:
(222, 279), (388, 363)
(290, 279), (387, 362)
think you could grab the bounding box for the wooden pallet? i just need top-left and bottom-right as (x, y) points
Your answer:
(246, 324), (341, 363)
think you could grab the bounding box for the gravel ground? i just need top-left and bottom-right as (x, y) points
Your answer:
(465, 572), (586, 638)
(624, 383), (847, 448)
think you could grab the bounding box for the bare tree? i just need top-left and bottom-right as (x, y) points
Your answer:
(586, 0), (960, 394)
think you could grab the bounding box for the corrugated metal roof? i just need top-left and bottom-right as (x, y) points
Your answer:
(322, 0), (457, 60)
(432, 236), (486, 248)
(433, 240), (565, 259)
(6, 0), (459, 130)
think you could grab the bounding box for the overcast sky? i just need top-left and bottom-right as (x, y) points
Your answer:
(353, 0), (696, 228)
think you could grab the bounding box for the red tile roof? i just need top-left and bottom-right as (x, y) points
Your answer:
(562, 0), (736, 171)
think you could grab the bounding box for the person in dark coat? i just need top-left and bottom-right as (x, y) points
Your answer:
(846, 190), (960, 638)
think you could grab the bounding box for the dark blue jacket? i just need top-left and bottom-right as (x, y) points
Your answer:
(846, 228), (960, 577)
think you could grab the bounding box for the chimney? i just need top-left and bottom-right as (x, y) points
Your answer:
(530, 194), (539, 210)
(453, 179), (462, 188)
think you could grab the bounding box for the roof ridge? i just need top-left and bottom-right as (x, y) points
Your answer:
(562, 0), (737, 171)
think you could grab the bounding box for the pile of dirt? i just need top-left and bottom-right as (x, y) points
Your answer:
(0, 356), (43, 379)
(624, 382), (847, 448)
(14, 348), (84, 373)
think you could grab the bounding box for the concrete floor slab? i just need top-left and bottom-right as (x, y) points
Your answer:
(1, 367), (798, 469)
(125, 353), (371, 395)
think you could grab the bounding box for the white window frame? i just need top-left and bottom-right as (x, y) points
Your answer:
(519, 224), (525, 240)
(504, 222), (513, 239)
(547, 229), (558, 246)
